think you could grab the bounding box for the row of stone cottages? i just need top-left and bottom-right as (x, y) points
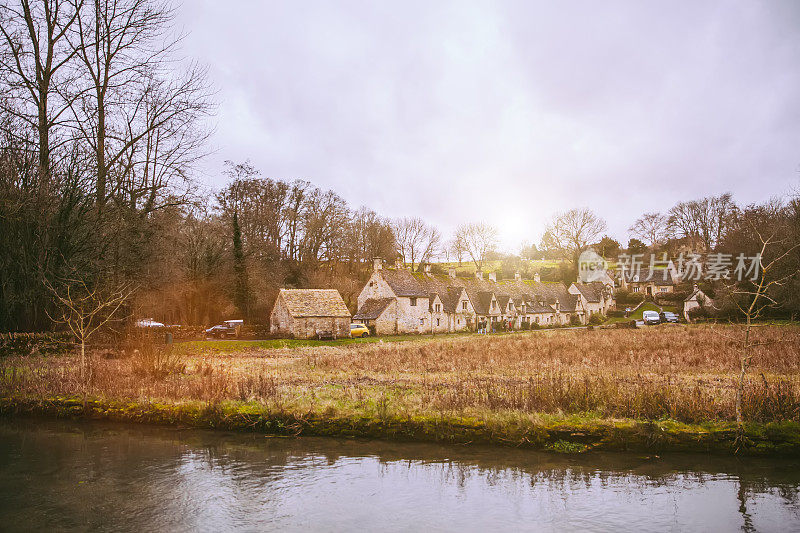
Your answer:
(270, 259), (615, 338)
(353, 259), (615, 335)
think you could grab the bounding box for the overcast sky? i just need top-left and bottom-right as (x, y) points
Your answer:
(177, 1), (800, 252)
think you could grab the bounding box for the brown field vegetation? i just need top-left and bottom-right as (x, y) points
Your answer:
(2, 325), (799, 425)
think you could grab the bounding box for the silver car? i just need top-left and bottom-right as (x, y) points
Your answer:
(642, 310), (661, 325)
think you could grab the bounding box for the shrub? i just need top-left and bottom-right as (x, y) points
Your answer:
(588, 314), (605, 325)
(569, 315), (582, 326)
(607, 310), (625, 318)
(687, 306), (709, 321)
(614, 289), (644, 306)
(128, 330), (185, 379)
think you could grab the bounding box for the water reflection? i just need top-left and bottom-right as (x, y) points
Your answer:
(0, 419), (798, 532)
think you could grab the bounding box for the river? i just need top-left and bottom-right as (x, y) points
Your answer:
(1, 419), (798, 532)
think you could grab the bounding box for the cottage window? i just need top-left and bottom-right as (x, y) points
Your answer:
(436, 318), (440, 326)
(419, 318), (424, 325)
(435, 304), (441, 312)
(462, 301), (468, 310)
(410, 297), (417, 306)
(632, 287), (640, 293)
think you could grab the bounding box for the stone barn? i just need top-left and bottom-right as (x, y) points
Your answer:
(270, 289), (351, 339)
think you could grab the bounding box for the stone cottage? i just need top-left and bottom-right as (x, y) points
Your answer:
(568, 281), (615, 318)
(683, 284), (714, 321)
(354, 259), (596, 335)
(270, 288), (351, 339)
(618, 262), (681, 297)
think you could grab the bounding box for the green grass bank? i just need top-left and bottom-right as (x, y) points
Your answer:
(2, 395), (799, 457)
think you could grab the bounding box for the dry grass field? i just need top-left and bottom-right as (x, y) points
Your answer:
(2, 325), (799, 426)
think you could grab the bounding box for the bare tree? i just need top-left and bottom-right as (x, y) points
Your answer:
(392, 216), (440, 271)
(667, 193), (737, 252)
(0, 0), (82, 179)
(628, 212), (669, 248)
(67, 0), (212, 214)
(448, 233), (467, 266)
(47, 278), (134, 407)
(716, 200), (799, 429)
(540, 208), (607, 267)
(453, 222), (498, 272)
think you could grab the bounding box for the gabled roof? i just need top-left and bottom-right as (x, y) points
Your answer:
(623, 268), (677, 286)
(278, 289), (350, 318)
(685, 288), (708, 302)
(354, 298), (394, 320)
(380, 268), (428, 297)
(477, 291), (497, 315)
(443, 287), (465, 313)
(428, 293), (443, 312)
(573, 282), (605, 303)
(559, 293), (581, 312)
(497, 294), (511, 309)
(379, 269), (577, 316)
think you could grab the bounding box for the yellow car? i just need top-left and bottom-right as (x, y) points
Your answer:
(349, 323), (370, 338)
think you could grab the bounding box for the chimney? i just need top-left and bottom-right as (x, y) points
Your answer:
(373, 257), (382, 271)
(395, 258), (403, 269)
(488, 272), (497, 282)
(693, 283), (699, 292)
(555, 298), (560, 312)
(514, 271), (521, 281)
(475, 270), (483, 281)
(448, 268), (456, 279)
(424, 264), (431, 275)
(534, 272), (541, 282)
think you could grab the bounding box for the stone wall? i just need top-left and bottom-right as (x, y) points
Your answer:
(292, 317), (350, 339)
(395, 295), (429, 333)
(269, 297), (294, 335)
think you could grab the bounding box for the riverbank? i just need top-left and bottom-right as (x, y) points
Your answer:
(2, 395), (800, 455)
(2, 325), (799, 455)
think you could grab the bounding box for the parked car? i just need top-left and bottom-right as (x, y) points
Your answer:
(136, 318), (165, 328)
(659, 311), (680, 323)
(642, 310), (661, 325)
(205, 322), (239, 338)
(350, 323), (370, 338)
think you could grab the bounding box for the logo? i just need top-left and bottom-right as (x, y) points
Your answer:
(578, 249), (608, 283)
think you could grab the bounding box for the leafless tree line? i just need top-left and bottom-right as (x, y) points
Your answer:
(0, 0), (211, 330)
(628, 193), (738, 251)
(0, 2), (796, 331)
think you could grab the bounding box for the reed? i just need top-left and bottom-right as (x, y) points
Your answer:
(1, 325), (798, 424)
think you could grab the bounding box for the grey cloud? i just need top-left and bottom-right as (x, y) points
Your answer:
(178, 0), (800, 251)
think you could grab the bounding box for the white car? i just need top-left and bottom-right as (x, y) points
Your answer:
(136, 318), (165, 328)
(642, 311), (661, 325)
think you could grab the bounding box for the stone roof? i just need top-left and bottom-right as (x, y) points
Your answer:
(684, 287), (709, 303)
(497, 294), (511, 310)
(477, 291), (496, 315)
(623, 268), (677, 286)
(277, 289), (351, 318)
(560, 293), (581, 313)
(353, 298), (394, 320)
(443, 287), (464, 314)
(380, 268), (429, 297)
(374, 268), (579, 316)
(573, 282), (605, 303)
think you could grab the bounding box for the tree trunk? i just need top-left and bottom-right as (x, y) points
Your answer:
(81, 336), (87, 411)
(96, 83), (107, 214)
